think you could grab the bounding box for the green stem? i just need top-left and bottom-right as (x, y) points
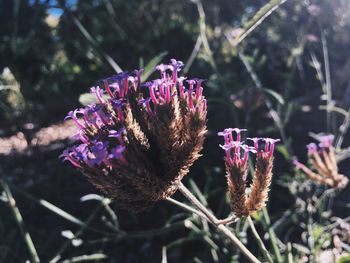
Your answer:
(262, 207), (283, 262)
(287, 242), (294, 263)
(0, 178), (40, 263)
(177, 182), (261, 263)
(247, 217), (274, 263)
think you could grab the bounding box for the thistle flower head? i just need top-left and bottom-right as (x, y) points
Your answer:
(61, 59), (207, 211)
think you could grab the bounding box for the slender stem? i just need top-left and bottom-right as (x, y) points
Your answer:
(287, 242), (294, 263)
(237, 50), (291, 155)
(178, 182), (219, 225)
(166, 197), (207, 220)
(50, 204), (103, 263)
(0, 178), (40, 263)
(335, 106), (350, 149)
(247, 217), (274, 263)
(177, 182), (261, 263)
(321, 30), (333, 133)
(230, 0), (287, 47)
(262, 207), (283, 262)
(216, 215), (237, 225)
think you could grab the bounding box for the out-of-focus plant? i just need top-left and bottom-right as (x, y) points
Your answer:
(0, 67), (25, 122)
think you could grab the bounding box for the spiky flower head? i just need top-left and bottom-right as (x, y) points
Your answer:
(61, 59), (207, 211)
(218, 128), (279, 217)
(294, 134), (348, 189)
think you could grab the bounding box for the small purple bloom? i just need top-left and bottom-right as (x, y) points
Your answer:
(111, 99), (125, 121)
(293, 158), (304, 170)
(65, 109), (86, 129)
(90, 86), (105, 104)
(139, 97), (153, 115)
(262, 138), (280, 157)
(318, 134), (334, 148)
(109, 146), (126, 163)
(90, 141), (109, 165)
(102, 79), (114, 98)
(108, 129), (125, 145)
(247, 137), (261, 151)
(170, 59), (184, 83)
(306, 143), (317, 155)
(178, 77), (187, 98)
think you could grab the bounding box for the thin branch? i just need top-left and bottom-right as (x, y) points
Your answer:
(0, 178), (40, 263)
(236, 50), (290, 153)
(321, 31), (333, 133)
(166, 197), (207, 220)
(184, 35), (202, 74)
(177, 182), (261, 263)
(247, 216), (274, 263)
(335, 106), (350, 149)
(230, 0), (287, 46)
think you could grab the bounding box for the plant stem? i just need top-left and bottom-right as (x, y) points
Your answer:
(0, 178), (40, 263)
(167, 197), (207, 220)
(247, 216), (274, 263)
(177, 182), (261, 263)
(262, 207), (283, 262)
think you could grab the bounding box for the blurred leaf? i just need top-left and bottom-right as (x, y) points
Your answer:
(292, 243), (310, 254)
(337, 254), (350, 263)
(276, 145), (290, 160)
(79, 93), (109, 106)
(141, 51), (168, 82)
(250, 211), (262, 221)
(262, 88), (285, 105)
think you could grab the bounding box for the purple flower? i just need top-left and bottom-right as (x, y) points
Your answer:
(133, 68), (144, 91)
(139, 97), (153, 115)
(65, 109), (86, 129)
(293, 159), (304, 170)
(170, 59), (184, 82)
(60, 149), (82, 168)
(111, 99), (125, 121)
(318, 134), (334, 148)
(193, 78), (204, 100)
(90, 86), (105, 104)
(60, 144), (89, 168)
(108, 129), (125, 145)
(108, 146), (126, 163)
(306, 143), (317, 155)
(218, 129), (233, 144)
(178, 77), (187, 98)
(262, 138), (280, 157)
(247, 137), (261, 151)
(89, 141), (109, 165)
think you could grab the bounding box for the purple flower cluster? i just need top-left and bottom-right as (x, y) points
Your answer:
(60, 59), (207, 170)
(60, 66), (144, 169)
(294, 134), (335, 169)
(139, 59), (206, 115)
(218, 128), (280, 168)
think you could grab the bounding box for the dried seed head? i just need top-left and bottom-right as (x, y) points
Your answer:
(218, 128), (278, 217)
(61, 59), (207, 211)
(294, 134), (348, 189)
